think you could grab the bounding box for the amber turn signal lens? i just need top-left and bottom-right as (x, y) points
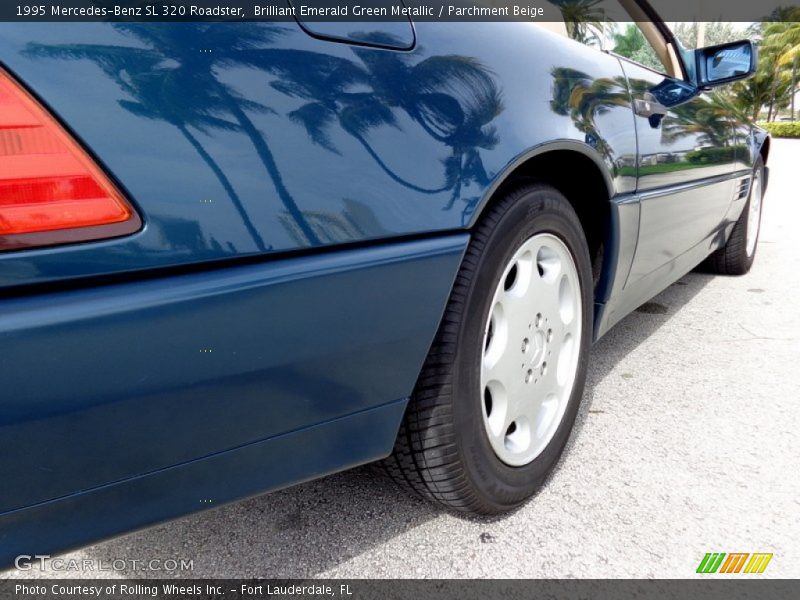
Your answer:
(0, 68), (140, 250)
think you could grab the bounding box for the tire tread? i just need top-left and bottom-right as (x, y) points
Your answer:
(380, 184), (558, 513)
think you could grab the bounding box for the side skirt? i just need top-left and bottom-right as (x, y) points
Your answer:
(0, 399), (407, 566)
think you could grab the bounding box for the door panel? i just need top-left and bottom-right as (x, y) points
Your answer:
(622, 61), (737, 282)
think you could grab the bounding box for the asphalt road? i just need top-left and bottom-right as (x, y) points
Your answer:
(7, 140), (800, 580)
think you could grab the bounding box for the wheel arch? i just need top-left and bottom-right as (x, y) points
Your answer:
(754, 132), (770, 193)
(759, 134), (771, 164)
(471, 142), (616, 295)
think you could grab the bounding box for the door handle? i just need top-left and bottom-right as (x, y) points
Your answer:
(634, 95), (668, 128)
(634, 95), (668, 118)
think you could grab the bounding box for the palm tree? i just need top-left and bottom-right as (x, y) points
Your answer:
(550, 67), (630, 160)
(117, 23), (322, 245)
(730, 70), (776, 123)
(548, 0), (608, 45)
(28, 23), (322, 246)
(24, 40), (270, 251)
(28, 24), (505, 233)
(661, 98), (734, 148)
(764, 16), (800, 68)
(236, 35), (505, 213)
(758, 39), (795, 121)
(763, 18), (800, 120)
(347, 43), (504, 210)
(243, 46), (447, 194)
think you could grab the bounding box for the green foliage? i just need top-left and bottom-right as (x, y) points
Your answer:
(672, 22), (741, 49)
(612, 24), (662, 71)
(763, 17), (800, 69)
(758, 121), (800, 137)
(749, 19), (800, 121)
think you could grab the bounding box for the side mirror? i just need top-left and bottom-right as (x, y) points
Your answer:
(695, 40), (757, 88)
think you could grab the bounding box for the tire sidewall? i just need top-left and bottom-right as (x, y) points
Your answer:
(452, 185), (594, 510)
(743, 157), (766, 268)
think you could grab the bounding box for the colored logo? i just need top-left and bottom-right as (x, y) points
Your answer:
(697, 553), (773, 574)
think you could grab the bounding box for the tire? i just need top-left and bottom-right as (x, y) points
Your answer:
(381, 182), (593, 514)
(703, 156), (765, 275)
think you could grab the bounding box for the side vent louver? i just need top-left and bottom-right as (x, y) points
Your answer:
(735, 177), (751, 201)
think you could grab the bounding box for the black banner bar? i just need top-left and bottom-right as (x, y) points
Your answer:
(1, 1), (799, 23)
(1, 580), (798, 600)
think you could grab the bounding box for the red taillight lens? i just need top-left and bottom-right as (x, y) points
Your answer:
(0, 69), (140, 251)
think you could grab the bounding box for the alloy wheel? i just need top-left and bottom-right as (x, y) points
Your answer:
(480, 233), (583, 467)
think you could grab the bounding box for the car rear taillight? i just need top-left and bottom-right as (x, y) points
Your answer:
(0, 68), (140, 251)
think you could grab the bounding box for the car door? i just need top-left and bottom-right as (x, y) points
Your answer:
(615, 27), (738, 283)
